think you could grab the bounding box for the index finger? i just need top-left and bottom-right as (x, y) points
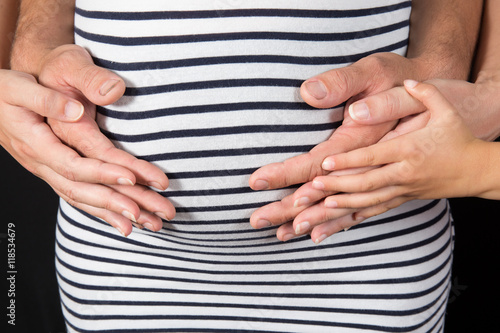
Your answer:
(249, 121), (394, 190)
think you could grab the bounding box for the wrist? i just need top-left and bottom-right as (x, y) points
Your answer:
(472, 71), (500, 141)
(470, 141), (500, 199)
(408, 54), (470, 81)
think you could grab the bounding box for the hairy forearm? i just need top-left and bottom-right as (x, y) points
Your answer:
(465, 0), (500, 141)
(0, 0), (19, 69)
(11, 0), (75, 75)
(408, 0), (483, 80)
(473, 0), (500, 78)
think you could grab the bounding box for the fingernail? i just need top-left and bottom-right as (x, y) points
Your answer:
(314, 234), (328, 244)
(253, 180), (269, 191)
(404, 79), (419, 89)
(344, 227), (351, 232)
(143, 222), (155, 231)
(324, 200), (338, 208)
(149, 181), (165, 191)
(349, 102), (370, 121)
(155, 212), (169, 221)
(304, 80), (327, 100)
(122, 210), (137, 222)
(256, 219), (272, 229)
(356, 215), (366, 222)
(295, 221), (310, 235)
(131, 222), (143, 229)
(100, 79), (120, 96)
(117, 178), (134, 186)
(117, 227), (128, 237)
(282, 233), (295, 242)
(322, 159), (335, 170)
(293, 197), (310, 208)
(64, 101), (84, 120)
(312, 180), (325, 190)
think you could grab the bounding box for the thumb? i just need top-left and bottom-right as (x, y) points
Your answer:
(300, 63), (369, 109)
(39, 45), (126, 106)
(300, 59), (375, 108)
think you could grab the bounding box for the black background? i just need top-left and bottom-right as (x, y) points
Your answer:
(1, 145), (499, 332)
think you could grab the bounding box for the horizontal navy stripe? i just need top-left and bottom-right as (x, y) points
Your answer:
(124, 78), (302, 96)
(167, 168), (258, 180)
(56, 236), (451, 277)
(136, 145), (316, 162)
(59, 201), (446, 254)
(174, 201), (273, 213)
(74, 20), (408, 46)
(57, 267), (450, 302)
(103, 123), (337, 143)
(97, 101), (329, 120)
(58, 284), (448, 318)
(57, 253), (450, 289)
(75, 3), (411, 21)
(93, 39), (408, 72)
(56, 211), (450, 268)
(61, 302), (441, 333)
(166, 186), (254, 198)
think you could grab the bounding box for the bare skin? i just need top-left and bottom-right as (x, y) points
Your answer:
(248, 0), (483, 243)
(4, 0), (484, 239)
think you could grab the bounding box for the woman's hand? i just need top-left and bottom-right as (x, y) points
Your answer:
(300, 80), (491, 225)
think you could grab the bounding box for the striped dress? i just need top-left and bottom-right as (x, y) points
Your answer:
(56, 1), (454, 332)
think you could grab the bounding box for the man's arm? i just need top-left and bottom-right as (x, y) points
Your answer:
(11, 0), (75, 74)
(4, 0), (175, 235)
(250, 0), (484, 243)
(407, 0), (483, 80)
(473, 0), (500, 77)
(0, 0), (19, 69)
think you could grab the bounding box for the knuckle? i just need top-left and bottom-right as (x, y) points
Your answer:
(361, 180), (376, 192)
(383, 93), (400, 118)
(81, 66), (104, 91)
(29, 163), (43, 178)
(59, 162), (78, 182)
(361, 55), (388, 76)
(12, 140), (36, 160)
(361, 149), (376, 166)
(103, 193), (119, 212)
(419, 84), (439, 101)
(64, 186), (78, 203)
(35, 90), (62, 116)
(324, 69), (353, 95)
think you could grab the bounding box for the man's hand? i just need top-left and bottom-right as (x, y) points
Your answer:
(1, 45), (175, 236)
(248, 0), (483, 244)
(249, 53), (427, 243)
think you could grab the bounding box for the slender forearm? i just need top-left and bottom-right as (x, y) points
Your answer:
(408, 0), (483, 80)
(468, 141), (500, 199)
(11, 0), (75, 75)
(0, 0), (19, 69)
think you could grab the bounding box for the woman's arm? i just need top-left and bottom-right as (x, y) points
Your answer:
(311, 81), (500, 211)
